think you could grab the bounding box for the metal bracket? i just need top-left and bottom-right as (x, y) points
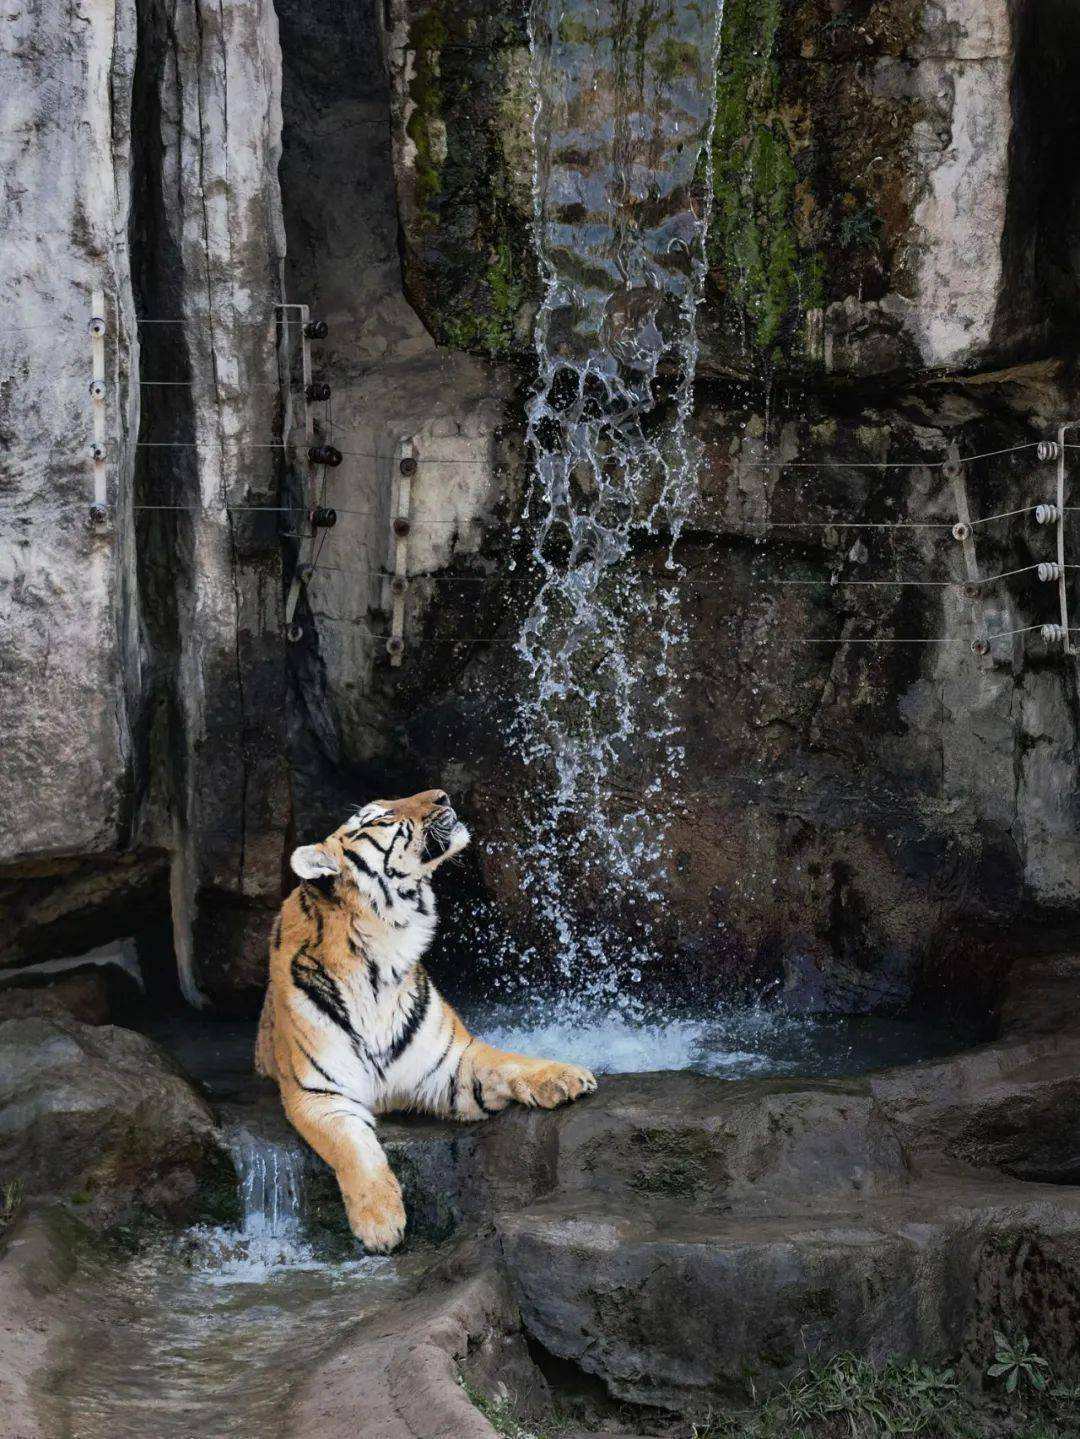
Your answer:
(275, 302), (313, 449)
(88, 288), (108, 530)
(276, 302), (317, 643)
(1054, 421), (1076, 655)
(388, 444), (416, 666)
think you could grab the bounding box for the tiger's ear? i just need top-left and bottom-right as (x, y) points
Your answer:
(290, 844), (340, 880)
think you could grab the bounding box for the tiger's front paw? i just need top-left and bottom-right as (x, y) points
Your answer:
(511, 1060), (598, 1109)
(344, 1169), (406, 1253)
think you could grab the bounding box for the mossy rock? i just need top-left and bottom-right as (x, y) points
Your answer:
(389, 0), (537, 358)
(702, 0), (932, 375)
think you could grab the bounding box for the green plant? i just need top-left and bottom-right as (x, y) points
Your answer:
(460, 1377), (568, 1439)
(987, 1333), (1050, 1396)
(693, 1353), (962, 1437)
(0, 1179), (23, 1236)
(837, 206), (882, 251)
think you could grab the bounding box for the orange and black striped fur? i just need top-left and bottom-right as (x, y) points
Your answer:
(255, 789), (596, 1250)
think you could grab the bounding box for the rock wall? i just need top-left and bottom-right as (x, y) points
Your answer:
(130, 0), (290, 1009)
(1, 0), (290, 1010)
(0, 0), (141, 867)
(354, 0), (1080, 1011)
(5, 0), (1080, 1016)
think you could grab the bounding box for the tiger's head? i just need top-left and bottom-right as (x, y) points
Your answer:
(289, 789), (470, 914)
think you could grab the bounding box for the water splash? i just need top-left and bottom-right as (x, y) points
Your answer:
(187, 1127), (320, 1279)
(511, 0), (725, 1004)
(462, 998), (973, 1080)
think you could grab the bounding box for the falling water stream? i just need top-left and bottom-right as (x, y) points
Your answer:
(511, 0), (725, 1011)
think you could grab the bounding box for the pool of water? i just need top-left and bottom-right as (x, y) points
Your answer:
(145, 997), (974, 1104)
(459, 1000), (974, 1080)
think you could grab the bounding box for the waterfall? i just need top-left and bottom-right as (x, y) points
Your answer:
(512, 0), (724, 1006)
(188, 1127), (315, 1278)
(229, 1129), (307, 1239)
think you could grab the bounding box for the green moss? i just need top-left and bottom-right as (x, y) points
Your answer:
(708, 0), (824, 359)
(838, 204), (883, 251)
(435, 237), (527, 357)
(401, 1), (536, 359)
(0, 1179), (23, 1237)
(655, 36), (701, 82)
(405, 10), (451, 218)
(557, 16), (592, 43)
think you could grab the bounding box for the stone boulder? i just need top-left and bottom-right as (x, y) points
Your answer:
(0, 1016), (219, 1222)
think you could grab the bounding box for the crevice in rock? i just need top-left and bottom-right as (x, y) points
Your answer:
(127, 0), (202, 1003)
(994, 0), (1080, 356)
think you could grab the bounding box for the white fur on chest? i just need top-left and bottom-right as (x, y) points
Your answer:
(305, 899), (443, 1103)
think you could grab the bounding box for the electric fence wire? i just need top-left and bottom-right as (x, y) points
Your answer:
(2, 312), (1073, 648)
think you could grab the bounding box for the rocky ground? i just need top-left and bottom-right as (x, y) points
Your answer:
(1, 945), (1079, 1436)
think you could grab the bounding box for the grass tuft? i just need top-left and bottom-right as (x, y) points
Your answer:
(692, 1345), (1080, 1439)
(0, 1179), (23, 1237)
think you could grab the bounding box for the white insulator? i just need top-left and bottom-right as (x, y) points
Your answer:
(1037, 440), (1060, 462)
(1037, 562), (1062, 582)
(1041, 624), (1067, 645)
(952, 521), (971, 542)
(88, 379), (106, 400)
(88, 441), (106, 462)
(1035, 504), (1060, 525)
(88, 316), (106, 337)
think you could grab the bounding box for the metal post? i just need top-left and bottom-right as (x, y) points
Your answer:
(88, 289), (108, 527)
(1055, 422), (1075, 655)
(277, 302), (315, 642)
(388, 443), (416, 666)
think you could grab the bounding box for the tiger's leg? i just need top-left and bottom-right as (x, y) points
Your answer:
(281, 1085), (405, 1251)
(452, 1034), (597, 1119)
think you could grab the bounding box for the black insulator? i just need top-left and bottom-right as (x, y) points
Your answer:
(305, 381), (332, 402)
(304, 319), (328, 340)
(87, 503), (109, 529)
(399, 456), (418, 477)
(308, 444), (342, 467)
(310, 506), (337, 529)
(287, 622), (304, 644)
(392, 516), (411, 538)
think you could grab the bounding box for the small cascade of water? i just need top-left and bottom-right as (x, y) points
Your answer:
(511, 0), (725, 1009)
(188, 1127), (317, 1278)
(230, 1128), (307, 1239)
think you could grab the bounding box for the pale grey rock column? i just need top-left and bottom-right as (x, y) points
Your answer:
(0, 0), (142, 864)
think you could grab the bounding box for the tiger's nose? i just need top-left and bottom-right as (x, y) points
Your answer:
(432, 791), (449, 807)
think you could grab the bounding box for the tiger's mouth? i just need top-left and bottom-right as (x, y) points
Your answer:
(421, 807), (469, 863)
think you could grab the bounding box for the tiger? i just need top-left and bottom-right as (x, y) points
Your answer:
(254, 789), (597, 1251)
